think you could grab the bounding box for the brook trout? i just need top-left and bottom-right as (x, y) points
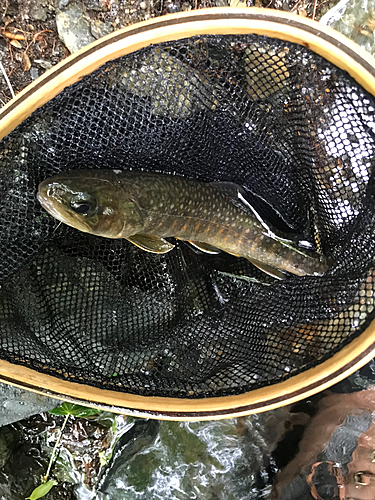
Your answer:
(37, 170), (328, 278)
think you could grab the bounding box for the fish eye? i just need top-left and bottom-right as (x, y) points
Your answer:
(70, 194), (97, 216)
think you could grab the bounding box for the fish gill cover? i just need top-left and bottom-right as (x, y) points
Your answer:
(0, 34), (374, 398)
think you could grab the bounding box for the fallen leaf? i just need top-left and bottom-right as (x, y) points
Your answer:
(10, 39), (22, 49)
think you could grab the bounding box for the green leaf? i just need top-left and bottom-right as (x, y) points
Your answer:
(25, 480), (56, 500)
(49, 402), (101, 418)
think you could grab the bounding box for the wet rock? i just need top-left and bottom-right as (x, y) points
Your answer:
(0, 383), (59, 426)
(91, 19), (114, 40)
(0, 426), (17, 468)
(56, 3), (96, 54)
(97, 409), (292, 499)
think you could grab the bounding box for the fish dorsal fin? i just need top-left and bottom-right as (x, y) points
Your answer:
(188, 241), (221, 254)
(126, 234), (175, 254)
(208, 181), (246, 203)
(209, 181), (303, 249)
(247, 258), (287, 280)
(209, 181), (272, 231)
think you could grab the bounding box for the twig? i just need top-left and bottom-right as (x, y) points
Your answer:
(312, 0), (318, 20)
(43, 413), (70, 482)
(0, 60), (15, 98)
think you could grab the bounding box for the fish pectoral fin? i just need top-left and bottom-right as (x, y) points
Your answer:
(247, 258), (286, 280)
(188, 241), (221, 254)
(126, 234), (175, 254)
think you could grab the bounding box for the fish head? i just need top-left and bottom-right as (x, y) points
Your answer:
(37, 170), (143, 238)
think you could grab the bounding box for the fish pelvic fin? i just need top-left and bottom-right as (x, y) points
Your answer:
(126, 234), (175, 254)
(188, 241), (221, 254)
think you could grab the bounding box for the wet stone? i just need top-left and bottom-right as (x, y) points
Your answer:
(56, 3), (96, 54)
(91, 19), (114, 40)
(0, 383), (59, 427)
(0, 426), (17, 468)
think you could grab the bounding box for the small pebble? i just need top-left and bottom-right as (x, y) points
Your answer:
(34, 59), (53, 70)
(30, 67), (39, 81)
(166, 1), (182, 13)
(29, 5), (47, 21)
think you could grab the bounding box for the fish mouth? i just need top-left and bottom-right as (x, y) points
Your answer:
(37, 192), (67, 224)
(37, 191), (91, 232)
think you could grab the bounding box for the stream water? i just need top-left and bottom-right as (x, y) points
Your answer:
(0, 359), (373, 499)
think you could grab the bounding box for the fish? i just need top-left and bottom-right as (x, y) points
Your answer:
(37, 169), (329, 279)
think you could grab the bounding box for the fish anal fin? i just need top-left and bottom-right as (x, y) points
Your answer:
(188, 241), (221, 254)
(247, 258), (286, 280)
(126, 234), (175, 254)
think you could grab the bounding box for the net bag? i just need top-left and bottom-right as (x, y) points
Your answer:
(0, 8), (375, 420)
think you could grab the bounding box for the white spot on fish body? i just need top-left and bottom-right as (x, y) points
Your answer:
(103, 207), (114, 215)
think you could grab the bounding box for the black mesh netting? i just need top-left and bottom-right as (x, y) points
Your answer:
(0, 34), (375, 399)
